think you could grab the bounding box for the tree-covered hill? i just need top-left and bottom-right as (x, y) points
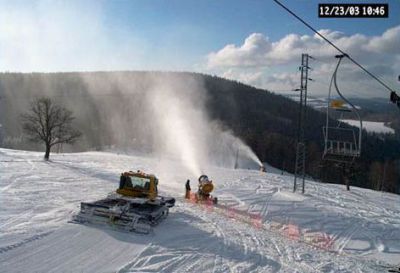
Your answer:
(0, 71), (399, 193)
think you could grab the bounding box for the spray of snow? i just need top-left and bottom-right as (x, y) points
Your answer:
(207, 129), (263, 169)
(146, 75), (262, 177)
(235, 138), (263, 167)
(148, 79), (205, 177)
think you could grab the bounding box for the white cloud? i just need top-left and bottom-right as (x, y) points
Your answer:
(365, 26), (400, 54)
(221, 69), (264, 85)
(207, 33), (271, 68)
(207, 26), (400, 97)
(221, 69), (300, 92)
(207, 25), (400, 68)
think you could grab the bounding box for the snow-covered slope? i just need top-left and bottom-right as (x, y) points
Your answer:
(340, 119), (395, 134)
(1, 148), (399, 273)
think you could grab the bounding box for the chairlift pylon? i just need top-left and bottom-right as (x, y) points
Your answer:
(322, 55), (363, 163)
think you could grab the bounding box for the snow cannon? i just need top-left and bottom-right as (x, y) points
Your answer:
(198, 175), (214, 194)
(195, 175), (218, 204)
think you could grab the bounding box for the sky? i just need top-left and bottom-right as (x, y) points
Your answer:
(0, 0), (399, 97)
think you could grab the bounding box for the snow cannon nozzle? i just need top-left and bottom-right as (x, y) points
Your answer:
(198, 174), (210, 183)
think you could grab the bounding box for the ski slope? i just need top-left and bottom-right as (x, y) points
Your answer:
(1, 148), (399, 273)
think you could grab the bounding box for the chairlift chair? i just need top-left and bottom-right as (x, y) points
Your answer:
(322, 55), (363, 163)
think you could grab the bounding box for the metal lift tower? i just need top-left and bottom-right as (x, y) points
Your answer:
(293, 53), (312, 193)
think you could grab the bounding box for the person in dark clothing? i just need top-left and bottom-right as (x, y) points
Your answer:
(185, 179), (191, 199)
(119, 174), (126, 189)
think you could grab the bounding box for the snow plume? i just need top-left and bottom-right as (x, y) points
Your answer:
(145, 75), (262, 177)
(206, 128), (263, 169)
(146, 77), (206, 177)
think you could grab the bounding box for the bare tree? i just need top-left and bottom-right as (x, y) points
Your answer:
(21, 97), (81, 160)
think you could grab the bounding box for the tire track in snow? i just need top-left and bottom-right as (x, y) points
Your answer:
(185, 189), (377, 273)
(173, 178), (392, 273)
(0, 231), (54, 254)
(117, 203), (223, 273)
(119, 200), (282, 273)
(188, 190), (316, 273)
(0, 209), (35, 230)
(0, 158), (40, 235)
(184, 200), (283, 272)
(0, 158), (36, 193)
(335, 221), (362, 254)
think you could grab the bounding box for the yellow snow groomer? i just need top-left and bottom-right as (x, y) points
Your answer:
(117, 171), (159, 200)
(73, 171), (175, 234)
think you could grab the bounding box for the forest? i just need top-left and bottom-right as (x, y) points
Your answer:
(1, 71), (399, 193)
